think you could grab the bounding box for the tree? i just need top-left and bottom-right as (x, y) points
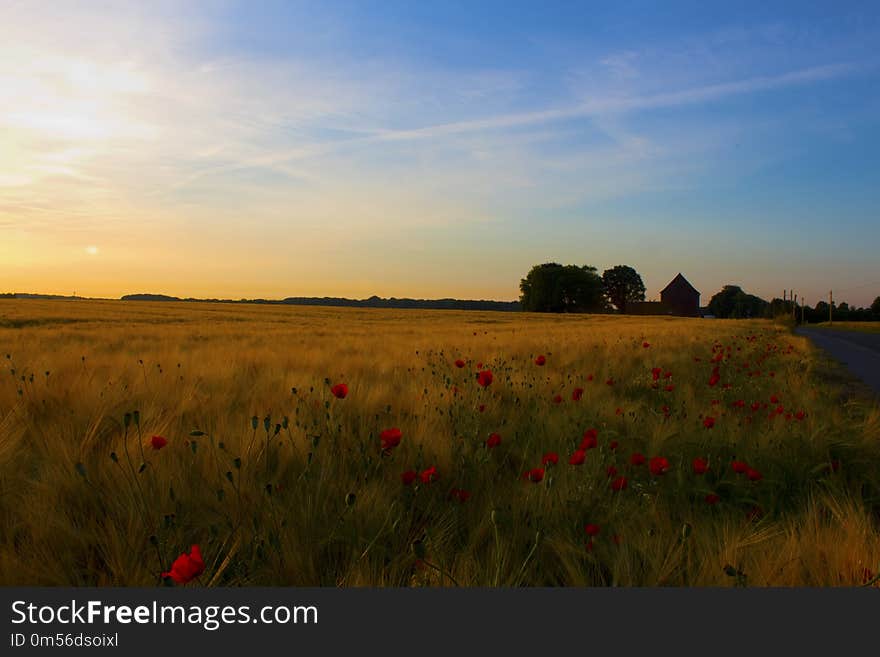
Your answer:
(872, 296), (880, 317)
(707, 285), (769, 319)
(601, 265), (646, 312)
(519, 263), (606, 313)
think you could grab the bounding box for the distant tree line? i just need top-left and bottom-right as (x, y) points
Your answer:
(707, 286), (880, 322)
(121, 293), (521, 312)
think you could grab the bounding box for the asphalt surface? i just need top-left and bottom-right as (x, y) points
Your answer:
(796, 327), (880, 394)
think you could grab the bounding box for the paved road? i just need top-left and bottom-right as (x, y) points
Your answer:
(796, 327), (880, 394)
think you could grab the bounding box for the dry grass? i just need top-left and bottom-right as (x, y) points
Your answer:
(1, 298), (878, 586)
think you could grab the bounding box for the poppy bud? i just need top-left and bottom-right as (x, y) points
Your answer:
(124, 412), (131, 428)
(133, 410), (140, 426)
(345, 493), (356, 506)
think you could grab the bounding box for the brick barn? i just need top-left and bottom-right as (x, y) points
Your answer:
(625, 273), (701, 317)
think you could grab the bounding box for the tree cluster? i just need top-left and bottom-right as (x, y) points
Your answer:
(519, 263), (645, 313)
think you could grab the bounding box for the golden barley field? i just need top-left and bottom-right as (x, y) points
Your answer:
(1, 298), (878, 586)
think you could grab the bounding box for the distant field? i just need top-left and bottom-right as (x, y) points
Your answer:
(810, 322), (880, 335)
(1, 299), (878, 586)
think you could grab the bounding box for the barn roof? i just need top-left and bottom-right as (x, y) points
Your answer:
(660, 273), (700, 296)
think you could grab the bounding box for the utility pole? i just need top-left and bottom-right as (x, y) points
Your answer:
(829, 290), (833, 325)
(801, 299), (805, 324)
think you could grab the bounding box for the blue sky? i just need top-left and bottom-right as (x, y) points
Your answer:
(1, 0), (879, 305)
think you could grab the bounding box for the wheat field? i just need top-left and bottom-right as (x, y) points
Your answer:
(1, 298), (878, 586)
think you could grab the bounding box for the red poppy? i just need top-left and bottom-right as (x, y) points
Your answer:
(162, 545), (205, 584)
(630, 452), (646, 466)
(692, 457), (709, 474)
(150, 435), (168, 450)
(606, 465), (618, 478)
(572, 387), (584, 401)
(746, 468), (762, 482)
(649, 456), (670, 476)
(731, 460), (749, 474)
(609, 440), (619, 451)
(605, 378), (615, 386)
(705, 493), (720, 505)
(476, 362), (483, 369)
(569, 450), (586, 465)
(750, 401), (761, 412)
(380, 427), (402, 450)
(330, 383), (348, 399)
(454, 359), (466, 368)
(610, 476), (628, 491)
(795, 410), (806, 420)
(708, 372), (720, 387)
(770, 394), (780, 404)
(486, 432), (502, 448)
(580, 432), (598, 451)
(615, 407), (623, 415)
(401, 470), (417, 485)
(584, 523), (601, 537)
(642, 341), (650, 348)
(477, 370), (493, 387)
(702, 416), (716, 429)
(587, 374), (594, 381)
(449, 488), (470, 503)
(542, 452), (559, 466)
(651, 367), (662, 381)
(665, 384), (675, 392)
(535, 355), (546, 366)
(479, 404), (486, 413)
(420, 466), (439, 484)
(524, 468), (545, 483)
(552, 394), (563, 404)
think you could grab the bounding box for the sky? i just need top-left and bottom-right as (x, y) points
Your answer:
(1, 0), (879, 306)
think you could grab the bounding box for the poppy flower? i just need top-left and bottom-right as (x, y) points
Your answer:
(795, 410), (806, 420)
(572, 387), (584, 401)
(692, 458), (709, 475)
(610, 476), (628, 491)
(330, 383), (348, 399)
(476, 362), (483, 369)
(580, 430), (598, 451)
(150, 435), (168, 450)
(420, 466), (439, 484)
(479, 404), (486, 413)
(380, 427), (402, 451)
(401, 470), (417, 485)
(708, 372), (720, 387)
(731, 460), (749, 474)
(584, 523), (601, 537)
(486, 432), (502, 448)
(477, 370), (493, 387)
(702, 416), (716, 429)
(449, 488), (470, 503)
(770, 394), (780, 404)
(535, 355), (546, 366)
(454, 359), (466, 368)
(630, 452), (646, 466)
(606, 465), (618, 478)
(605, 378), (615, 386)
(542, 452), (559, 466)
(642, 341), (650, 348)
(524, 468), (545, 483)
(552, 394), (563, 404)
(665, 384), (675, 392)
(609, 440), (619, 451)
(651, 367), (662, 381)
(649, 456), (670, 476)
(746, 468), (762, 482)
(162, 545), (205, 584)
(705, 493), (720, 505)
(587, 374), (594, 381)
(569, 450), (586, 465)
